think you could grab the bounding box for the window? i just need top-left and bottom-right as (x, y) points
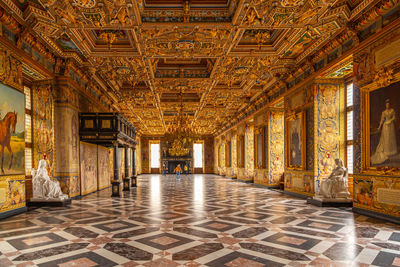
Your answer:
(346, 83), (354, 174)
(150, 143), (160, 168)
(225, 140), (231, 167)
(24, 86), (33, 176)
(194, 143), (203, 168)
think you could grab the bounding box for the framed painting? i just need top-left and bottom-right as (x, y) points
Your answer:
(255, 126), (265, 169)
(237, 135), (245, 168)
(0, 83), (25, 176)
(286, 112), (305, 169)
(365, 81), (400, 172)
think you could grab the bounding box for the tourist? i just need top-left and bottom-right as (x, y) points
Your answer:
(174, 164), (182, 179)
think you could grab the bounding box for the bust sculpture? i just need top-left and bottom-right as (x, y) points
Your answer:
(317, 158), (350, 200)
(31, 159), (68, 200)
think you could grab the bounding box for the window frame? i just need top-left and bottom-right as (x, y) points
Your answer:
(345, 81), (354, 175)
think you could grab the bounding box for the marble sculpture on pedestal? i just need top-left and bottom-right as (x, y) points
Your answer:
(317, 158), (351, 201)
(31, 159), (68, 200)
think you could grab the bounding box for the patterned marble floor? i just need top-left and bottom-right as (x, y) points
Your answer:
(1, 174), (400, 267)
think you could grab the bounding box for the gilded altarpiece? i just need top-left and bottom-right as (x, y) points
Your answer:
(0, 48), (26, 215)
(268, 111), (284, 186)
(353, 28), (400, 219)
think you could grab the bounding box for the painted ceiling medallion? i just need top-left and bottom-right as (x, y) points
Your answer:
(72, 0), (97, 8)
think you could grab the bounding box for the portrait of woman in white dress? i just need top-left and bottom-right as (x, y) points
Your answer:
(371, 99), (397, 165)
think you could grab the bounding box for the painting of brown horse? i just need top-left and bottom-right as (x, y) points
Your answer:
(0, 83), (25, 175)
(0, 112), (18, 174)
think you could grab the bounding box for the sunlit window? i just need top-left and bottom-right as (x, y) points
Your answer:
(150, 143), (160, 168)
(24, 86), (32, 175)
(346, 83), (354, 174)
(194, 143), (203, 168)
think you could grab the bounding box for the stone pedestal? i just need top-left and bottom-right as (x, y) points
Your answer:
(307, 196), (353, 207)
(111, 181), (122, 197)
(131, 176), (137, 187)
(123, 178), (131, 191)
(28, 198), (72, 207)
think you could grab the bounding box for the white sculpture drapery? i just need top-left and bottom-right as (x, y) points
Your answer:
(317, 158), (350, 200)
(31, 159), (68, 200)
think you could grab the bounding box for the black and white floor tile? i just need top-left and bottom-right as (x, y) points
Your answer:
(0, 174), (399, 266)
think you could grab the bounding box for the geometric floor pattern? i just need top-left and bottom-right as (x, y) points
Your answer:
(1, 174), (400, 267)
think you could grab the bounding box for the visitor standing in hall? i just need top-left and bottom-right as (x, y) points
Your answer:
(184, 164), (188, 176)
(174, 164), (182, 179)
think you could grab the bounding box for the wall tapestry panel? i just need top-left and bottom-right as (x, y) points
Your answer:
(0, 82), (25, 214)
(354, 175), (400, 218)
(33, 83), (55, 175)
(98, 146), (111, 190)
(231, 135), (237, 177)
(141, 138), (149, 173)
(245, 125), (254, 179)
(268, 111), (284, 186)
(314, 82), (344, 192)
(284, 170), (314, 196)
(55, 106), (79, 174)
(80, 142), (98, 195)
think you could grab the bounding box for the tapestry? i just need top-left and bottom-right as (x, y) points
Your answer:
(80, 142), (98, 195)
(269, 111), (284, 185)
(33, 84), (54, 175)
(98, 146), (111, 190)
(55, 106), (79, 174)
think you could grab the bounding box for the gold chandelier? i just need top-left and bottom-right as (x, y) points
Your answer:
(168, 139), (189, 157)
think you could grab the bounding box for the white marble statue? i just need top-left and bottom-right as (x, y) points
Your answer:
(31, 159), (68, 200)
(317, 158), (350, 200)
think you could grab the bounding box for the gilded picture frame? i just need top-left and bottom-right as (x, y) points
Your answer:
(362, 80), (400, 175)
(286, 111), (306, 170)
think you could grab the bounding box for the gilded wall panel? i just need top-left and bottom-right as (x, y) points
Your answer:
(244, 125), (254, 180)
(353, 175), (400, 218)
(314, 82), (345, 191)
(284, 170), (314, 196)
(98, 146), (112, 190)
(32, 82), (55, 176)
(79, 142), (98, 195)
(268, 111), (284, 186)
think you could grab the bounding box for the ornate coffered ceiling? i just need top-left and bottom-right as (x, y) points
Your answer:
(1, 0), (395, 135)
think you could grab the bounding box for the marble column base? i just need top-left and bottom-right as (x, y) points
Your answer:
(131, 176), (137, 187)
(28, 198), (71, 207)
(307, 196), (353, 207)
(111, 181), (123, 197)
(123, 178), (131, 191)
